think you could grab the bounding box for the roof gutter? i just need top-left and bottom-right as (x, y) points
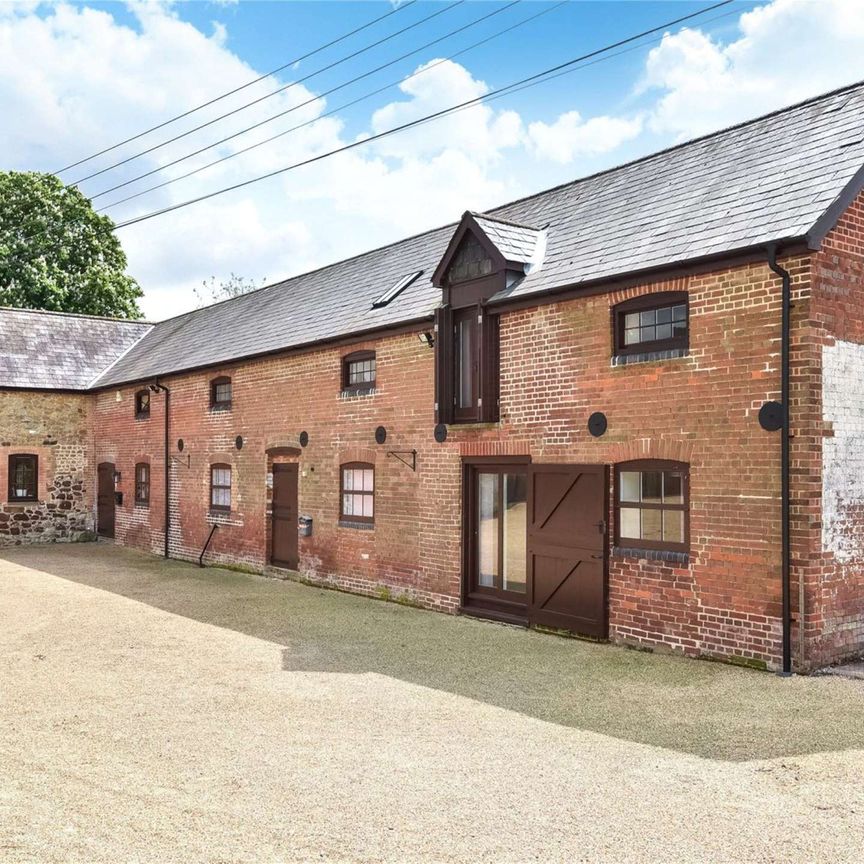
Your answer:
(767, 245), (793, 676)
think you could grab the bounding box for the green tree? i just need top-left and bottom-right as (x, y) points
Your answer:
(0, 171), (143, 318)
(194, 272), (266, 307)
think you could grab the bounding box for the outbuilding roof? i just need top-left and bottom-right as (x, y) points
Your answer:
(0, 307), (152, 390)
(3, 80), (864, 391)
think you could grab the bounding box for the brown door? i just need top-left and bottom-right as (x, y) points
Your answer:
(271, 463), (299, 569)
(97, 462), (115, 539)
(527, 464), (608, 638)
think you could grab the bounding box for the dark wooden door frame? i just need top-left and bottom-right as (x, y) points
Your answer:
(461, 457), (532, 624)
(270, 463), (299, 570)
(97, 461), (115, 539)
(460, 458), (609, 637)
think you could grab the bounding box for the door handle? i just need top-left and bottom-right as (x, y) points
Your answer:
(591, 553), (604, 559)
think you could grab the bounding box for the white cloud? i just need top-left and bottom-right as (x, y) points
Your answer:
(369, 58), (522, 164)
(527, 111), (643, 164)
(643, 0), (864, 138)
(3, 0), (862, 321)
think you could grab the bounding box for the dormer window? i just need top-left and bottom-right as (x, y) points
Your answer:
(342, 351), (376, 394)
(134, 389), (150, 419)
(432, 212), (543, 426)
(210, 376), (232, 410)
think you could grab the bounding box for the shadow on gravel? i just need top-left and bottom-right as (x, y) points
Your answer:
(4, 542), (864, 762)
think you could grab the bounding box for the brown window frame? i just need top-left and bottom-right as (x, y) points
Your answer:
(7, 453), (38, 503)
(134, 389), (151, 420)
(210, 463), (232, 512)
(210, 376), (232, 411)
(613, 292), (689, 357)
(339, 461), (375, 525)
(134, 462), (150, 506)
(435, 303), (499, 426)
(341, 351), (376, 394)
(614, 460), (690, 553)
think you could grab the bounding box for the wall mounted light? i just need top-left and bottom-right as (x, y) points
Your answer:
(418, 331), (435, 348)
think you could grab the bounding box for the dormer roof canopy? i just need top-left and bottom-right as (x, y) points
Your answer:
(432, 210), (547, 289)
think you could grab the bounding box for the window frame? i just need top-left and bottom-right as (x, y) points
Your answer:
(614, 460), (690, 553)
(341, 351), (376, 394)
(210, 376), (232, 411)
(613, 292), (689, 358)
(7, 453), (38, 503)
(435, 303), (499, 426)
(134, 462), (150, 506)
(134, 389), (151, 420)
(339, 461), (375, 526)
(209, 463), (232, 512)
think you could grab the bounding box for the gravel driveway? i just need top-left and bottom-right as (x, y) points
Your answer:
(2, 543), (863, 862)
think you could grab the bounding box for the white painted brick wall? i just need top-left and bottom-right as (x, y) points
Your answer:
(822, 340), (864, 560)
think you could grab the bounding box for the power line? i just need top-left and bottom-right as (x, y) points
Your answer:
(111, 0), (735, 232)
(97, 1), (568, 213)
(90, 0), (525, 203)
(70, 0), (465, 186)
(54, 1), (417, 175)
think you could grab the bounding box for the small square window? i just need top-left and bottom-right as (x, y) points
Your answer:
(135, 390), (150, 419)
(339, 462), (374, 524)
(8, 454), (37, 503)
(210, 377), (232, 410)
(342, 352), (376, 392)
(614, 294), (689, 357)
(210, 464), (232, 511)
(134, 463), (150, 506)
(615, 462), (689, 553)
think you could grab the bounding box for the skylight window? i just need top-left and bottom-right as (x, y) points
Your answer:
(372, 270), (423, 309)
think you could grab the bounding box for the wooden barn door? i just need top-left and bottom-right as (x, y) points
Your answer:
(527, 465), (608, 638)
(97, 462), (115, 539)
(271, 463), (299, 570)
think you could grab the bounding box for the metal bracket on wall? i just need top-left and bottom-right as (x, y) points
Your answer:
(170, 454), (191, 468)
(386, 450), (417, 471)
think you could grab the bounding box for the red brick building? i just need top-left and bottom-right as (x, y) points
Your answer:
(3, 84), (864, 673)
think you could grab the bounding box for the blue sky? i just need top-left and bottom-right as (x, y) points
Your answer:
(1, 0), (862, 318)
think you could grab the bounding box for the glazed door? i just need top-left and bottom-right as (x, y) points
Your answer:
(271, 463), (299, 569)
(527, 465), (608, 638)
(97, 462), (115, 539)
(463, 463), (529, 623)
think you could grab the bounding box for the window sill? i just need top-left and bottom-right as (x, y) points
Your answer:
(5, 501), (39, 509)
(338, 519), (374, 531)
(340, 387), (377, 399)
(134, 503), (149, 509)
(613, 546), (689, 566)
(448, 420), (500, 429)
(209, 405), (232, 413)
(134, 414), (150, 422)
(612, 347), (688, 366)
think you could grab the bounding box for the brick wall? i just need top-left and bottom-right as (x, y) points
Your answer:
(0, 390), (93, 545)
(90, 251), (817, 669)
(93, 332), (459, 612)
(806, 188), (864, 667)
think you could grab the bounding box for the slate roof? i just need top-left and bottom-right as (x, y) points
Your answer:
(470, 213), (545, 263)
(4, 80), (864, 390)
(0, 308), (152, 389)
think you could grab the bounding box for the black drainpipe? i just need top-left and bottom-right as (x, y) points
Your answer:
(767, 245), (792, 676)
(150, 380), (171, 559)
